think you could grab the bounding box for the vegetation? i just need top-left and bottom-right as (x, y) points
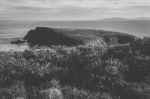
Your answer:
(0, 37), (150, 99)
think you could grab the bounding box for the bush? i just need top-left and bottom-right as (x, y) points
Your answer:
(0, 38), (150, 99)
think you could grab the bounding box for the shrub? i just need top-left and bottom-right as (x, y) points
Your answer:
(0, 38), (150, 99)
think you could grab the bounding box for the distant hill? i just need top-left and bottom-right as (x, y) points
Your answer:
(132, 17), (150, 21)
(100, 17), (130, 21)
(99, 17), (150, 21)
(23, 27), (136, 46)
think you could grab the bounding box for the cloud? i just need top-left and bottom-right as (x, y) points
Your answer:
(0, 0), (150, 20)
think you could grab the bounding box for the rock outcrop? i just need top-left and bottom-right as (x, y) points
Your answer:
(23, 27), (83, 46)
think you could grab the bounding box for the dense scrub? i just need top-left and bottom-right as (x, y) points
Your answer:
(0, 38), (150, 99)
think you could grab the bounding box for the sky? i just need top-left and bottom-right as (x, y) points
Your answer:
(0, 0), (150, 20)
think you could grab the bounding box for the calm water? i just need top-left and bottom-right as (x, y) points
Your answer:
(0, 20), (150, 51)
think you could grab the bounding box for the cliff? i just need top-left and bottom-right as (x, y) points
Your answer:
(23, 27), (83, 46)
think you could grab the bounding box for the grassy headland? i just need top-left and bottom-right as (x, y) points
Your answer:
(0, 27), (150, 99)
(23, 27), (136, 46)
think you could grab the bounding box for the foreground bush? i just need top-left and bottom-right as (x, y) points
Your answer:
(0, 38), (150, 99)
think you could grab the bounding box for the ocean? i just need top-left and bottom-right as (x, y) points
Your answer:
(0, 20), (150, 51)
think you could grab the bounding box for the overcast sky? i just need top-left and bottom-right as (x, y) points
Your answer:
(0, 0), (150, 20)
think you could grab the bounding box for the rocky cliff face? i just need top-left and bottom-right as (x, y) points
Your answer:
(23, 27), (83, 46)
(24, 27), (136, 46)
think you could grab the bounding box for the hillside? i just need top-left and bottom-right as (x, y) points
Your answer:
(2, 27), (150, 99)
(0, 37), (150, 99)
(23, 27), (136, 46)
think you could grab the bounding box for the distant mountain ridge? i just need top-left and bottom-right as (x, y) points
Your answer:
(99, 18), (130, 21)
(99, 17), (150, 21)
